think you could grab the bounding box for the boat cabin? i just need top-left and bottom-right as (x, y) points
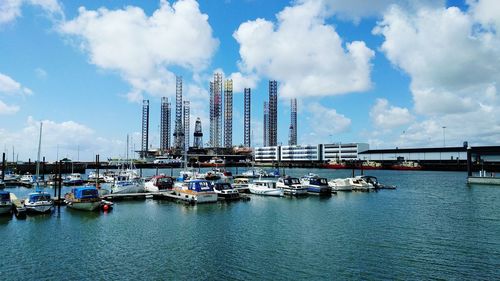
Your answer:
(71, 187), (99, 199)
(253, 180), (277, 189)
(27, 192), (51, 203)
(187, 180), (214, 192)
(0, 191), (10, 202)
(213, 182), (233, 191)
(234, 178), (249, 184)
(280, 177), (301, 186)
(308, 177), (329, 186)
(152, 175), (174, 189)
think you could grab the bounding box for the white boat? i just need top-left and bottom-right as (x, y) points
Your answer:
(103, 171), (117, 183)
(0, 190), (13, 214)
(328, 178), (353, 191)
(232, 178), (250, 193)
(300, 173), (334, 195)
(111, 175), (144, 194)
(144, 175), (174, 192)
(173, 179), (218, 203)
(63, 173), (85, 186)
(349, 177), (374, 191)
(24, 122), (54, 214)
(64, 186), (101, 211)
(248, 180), (283, 196)
(276, 177), (308, 196)
(88, 171), (105, 183)
(213, 182), (240, 200)
(20, 173), (34, 183)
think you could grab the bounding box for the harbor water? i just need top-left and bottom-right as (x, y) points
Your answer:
(1, 169), (499, 280)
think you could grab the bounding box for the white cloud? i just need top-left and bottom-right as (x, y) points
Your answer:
(0, 100), (19, 114)
(370, 98), (414, 129)
(0, 117), (125, 161)
(372, 1), (500, 146)
(311, 0), (444, 22)
(0, 72), (32, 95)
(233, 0), (374, 99)
(59, 0), (218, 102)
(301, 102), (351, 144)
(0, 0), (63, 25)
(227, 72), (258, 93)
(35, 67), (48, 79)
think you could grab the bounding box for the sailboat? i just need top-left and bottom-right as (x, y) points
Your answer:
(24, 122), (54, 213)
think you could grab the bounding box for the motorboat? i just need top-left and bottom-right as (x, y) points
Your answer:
(241, 168), (267, 178)
(64, 186), (101, 211)
(111, 174), (144, 194)
(24, 191), (53, 213)
(358, 176), (396, 190)
(88, 171), (106, 183)
(0, 190), (13, 214)
(276, 177), (308, 196)
(173, 179), (218, 203)
(213, 182), (240, 200)
(144, 175), (174, 192)
(328, 178), (353, 192)
(300, 173), (334, 195)
(20, 173), (34, 184)
(248, 180), (283, 196)
(103, 171), (117, 183)
(232, 178), (250, 193)
(63, 173), (85, 186)
(348, 177), (374, 191)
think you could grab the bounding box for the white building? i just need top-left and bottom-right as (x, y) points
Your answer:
(358, 147), (467, 161)
(280, 145), (321, 161)
(322, 143), (369, 161)
(254, 146), (280, 162)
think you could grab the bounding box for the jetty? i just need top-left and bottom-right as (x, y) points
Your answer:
(9, 193), (26, 219)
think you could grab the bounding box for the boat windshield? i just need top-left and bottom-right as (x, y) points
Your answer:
(215, 183), (231, 190)
(0, 192), (10, 201)
(190, 181), (212, 191)
(158, 177), (173, 184)
(309, 178), (328, 185)
(284, 178), (300, 185)
(29, 193), (51, 203)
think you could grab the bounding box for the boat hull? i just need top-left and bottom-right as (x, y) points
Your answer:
(112, 181), (144, 194)
(175, 190), (218, 203)
(0, 203), (13, 214)
(66, 200), (101, 211)
(249, 187), (284, 196)
(305, 186), (332, 195)
(283, 188), (308, 196)
(24, 202), (53, 213)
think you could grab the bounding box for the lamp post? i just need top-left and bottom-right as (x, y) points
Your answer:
(442, 126), (446, 147)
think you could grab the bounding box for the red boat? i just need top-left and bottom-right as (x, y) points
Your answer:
(322, 160), (347, 169)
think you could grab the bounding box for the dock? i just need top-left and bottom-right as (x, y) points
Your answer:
(467, 176), (500, 185)
(9, 193), (26, 219)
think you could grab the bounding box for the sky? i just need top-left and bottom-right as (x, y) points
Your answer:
(1, 0), (499, 162)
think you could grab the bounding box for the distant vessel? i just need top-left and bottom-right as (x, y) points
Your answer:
(64, 186), (101, 211)
(392, 161), (422, 170)
(322, 159), (347, 169)
(361, 160), (382, 170)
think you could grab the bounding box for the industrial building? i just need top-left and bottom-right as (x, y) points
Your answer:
(358, 146), (468, 161)
(224, 79), (233, 148)
(209, 73), (223, 147)
(193, 117), (203, 148)
(263, 101), (269, 147)
(268, 80), (278, 146)
(289, 98), (297, 146)
(173, 76), (184, 150)
(160, 97), (171, 153)
(140, 99), (149, 159)
(183, 101), (190, 151)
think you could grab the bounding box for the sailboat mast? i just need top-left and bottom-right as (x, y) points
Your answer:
(35, 122), (43, 190)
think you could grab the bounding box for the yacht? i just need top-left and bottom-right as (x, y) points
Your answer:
(173, 179), (218, 203)
(64, 186), (101, 211)
(0, 190), (13, 214)
(276, 177), (308, 196)
(328, 178), (353, 192)
(144, 175), (174, 192)
(300, 173), (334, 195)
(111, 174), (144, 194)
(232, 178), (250, 193)
(213, 182), (240, 200)
(248, 180), (283, 196)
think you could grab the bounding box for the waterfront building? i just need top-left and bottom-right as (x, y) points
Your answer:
(359, 146), (468, 161)
(244, 88), (251, 147)
(281, 145), (321, 161)
(254, 146), (280, 162)
(323, 143), (369, 161)
(254, 143), (369, 163)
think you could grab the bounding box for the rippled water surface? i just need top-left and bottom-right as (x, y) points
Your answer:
(1, 169), (500, 280)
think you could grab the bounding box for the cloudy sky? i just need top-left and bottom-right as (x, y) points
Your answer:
(1, 0), (499, 161)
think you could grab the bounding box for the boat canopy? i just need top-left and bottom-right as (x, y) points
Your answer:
(28, 192), (51, 203)
(309, 178), (328, 185)
(71, 187), (98, 199)
(214, 182), (232, 191)
(188, 180), (214, 192)
(0, 191), (10, 201)
(283, 178), (300, 185)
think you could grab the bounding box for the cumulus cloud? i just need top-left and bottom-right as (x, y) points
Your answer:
(233, 0), (374, 99)
(0, 0), (63, 25)
(0, 72), (32, 95)
(227, 72), (258, 93)
(59, 0), (218, 102)
(301, 102), (351, 144)
(310, 0), (444, 22)
(0, 100), (19, 114)
(370, 98), (414, 129)
(0, 117), (125, 161)
(373, 1), (500, 146)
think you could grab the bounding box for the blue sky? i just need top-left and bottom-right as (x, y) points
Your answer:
(1, 0), (499, 161)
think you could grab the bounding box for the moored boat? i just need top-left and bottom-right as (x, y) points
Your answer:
(300, 173), (334, 195)
(63, 173), (85, 186)
(144, 175), (174, 192)
(328, 178), (353, 192)
(248, 180), (283, 196)
(232, 178), (250, 193)
(24, 191), (53, 213)
(173, 179), (218, 203)
(392, 161), (422, 170)
(276, 177), (308, 196)
(0, 190), (13, 214)
(64, 186), (101, 211)
(213, 182), (240, 200)
(361, 160), (382, 170)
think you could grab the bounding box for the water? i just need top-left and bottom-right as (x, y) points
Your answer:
(1, 169), (500, 280)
